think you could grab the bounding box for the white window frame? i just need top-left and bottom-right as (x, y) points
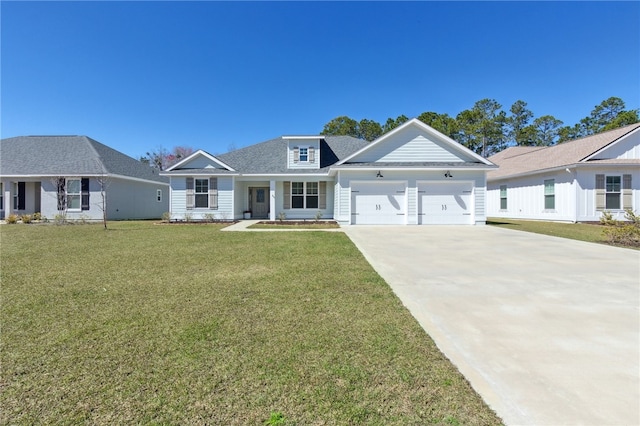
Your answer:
(605, 175), (622, 210)
(299, 147), (309, 162)
(66, 178), (82, 211)
(544, 179), (555, 210)
(290, 181), (318, 209)
(194, 178), (209, 209)
(13, 182), (19, 210)
(499, 185), (507, 210)
(157, 189), (162, 202)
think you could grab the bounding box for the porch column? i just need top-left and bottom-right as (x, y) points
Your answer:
(3, 179), (12, 218)
(269, 180), (276, 221)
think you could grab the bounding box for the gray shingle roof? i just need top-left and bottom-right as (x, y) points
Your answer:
(215, 135), (368, 174)
(487, 123), (640, 180)
(0, 135), (168, 183)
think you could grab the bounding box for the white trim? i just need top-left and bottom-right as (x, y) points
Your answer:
(164, 149), (236, 172)
(349, 180), (408, 225)
(416, 180), (475, 225)
(282, 136), (322, 140)
(581, 126), (640, 162)
(0, 173), (169, 186)
(337, 118), (494, 166)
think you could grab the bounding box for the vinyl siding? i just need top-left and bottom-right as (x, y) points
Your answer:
(170, 176), (233, 220)
(287, 140), (320, 169)
(353, 127), (472, 163)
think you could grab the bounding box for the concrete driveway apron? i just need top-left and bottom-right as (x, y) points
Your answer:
(343, 225), (639, 426)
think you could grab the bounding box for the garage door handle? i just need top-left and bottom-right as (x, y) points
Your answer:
(351, 191), (360, 193)
(397, 213), (405, 216)
(463, 190), (472, 194)
(463, 213), (471, 215)
(351, 213), (359, 215)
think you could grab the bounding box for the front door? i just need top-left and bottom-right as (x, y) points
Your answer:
(250, 187), (270, 218)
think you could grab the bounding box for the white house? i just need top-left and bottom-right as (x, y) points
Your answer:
(0, 136), (169, 221)
(161, 119), (496, 225)
(486, 123), (640, 222)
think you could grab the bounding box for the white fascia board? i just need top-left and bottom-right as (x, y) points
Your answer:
(161, 172), (240, 177)
(0, 173), (170, 186)
(165, 149), (236, 172)
(333, 165), (496, 172)
(282, 136), (322, 140)
(336, 118), (494, 166)
(581, 126), (640, 162)
(238, 173), (330, 178)
(487, 165), (579, 182)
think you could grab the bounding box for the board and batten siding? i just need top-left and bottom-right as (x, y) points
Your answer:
(354, 128), (470, 163)
(487, 172), (576, 222)
(335, 169), (487, 225)
(576, 167), (639, 222)
(170, 176), (233, 220)
(590, 129), (640, 160)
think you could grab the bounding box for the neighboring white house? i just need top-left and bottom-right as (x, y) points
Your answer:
(0, 136), (169, 220)
(161, 118), (496, 225)
(486, 123), (640, 222)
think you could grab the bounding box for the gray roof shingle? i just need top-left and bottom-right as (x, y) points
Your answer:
(215, 135), (369, 174)
(0, 135), (168, 183)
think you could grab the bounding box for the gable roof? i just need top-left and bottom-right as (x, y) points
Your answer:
(174, 135), (368, 175)
(487, 123), (640, 180)
(0, 135), (168, 183)
(338, 118), (495, 166)
(165, 149), (236, 172)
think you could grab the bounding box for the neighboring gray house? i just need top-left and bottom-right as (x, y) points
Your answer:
(162, 119), (496, 225)
(0, 135), (169, 220)
(486, 123), (640, 222)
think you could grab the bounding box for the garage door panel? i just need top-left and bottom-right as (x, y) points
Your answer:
(419, 182), (472, 225)
(351, 182), (406, 225)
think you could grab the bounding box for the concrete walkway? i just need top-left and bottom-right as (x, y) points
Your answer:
(342, 225), (640, 426)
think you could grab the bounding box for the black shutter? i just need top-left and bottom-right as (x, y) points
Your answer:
(81, 178), (90, 210)
(57, 178), (66, 210)
(17, 182), (25, 210)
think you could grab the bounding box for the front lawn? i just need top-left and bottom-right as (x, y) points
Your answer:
(0, 222), (501, 425)
(488, 218), (616, 245)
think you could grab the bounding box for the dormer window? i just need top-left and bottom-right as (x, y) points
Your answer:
(299, 147), (309, 162)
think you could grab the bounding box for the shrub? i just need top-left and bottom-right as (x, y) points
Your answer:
(161, 211), (171, 222)
(277, 211), (286, 222)
(600, 209), (640, 247)
(314, 210), (323, 222)
(32, 212), (42, 221)
(203, 213), (216, 223)
(54, 214), (67, 225)
(6, 214), (19, 224)
(20, 214), (33, 224)
(184, 212), (193, 222)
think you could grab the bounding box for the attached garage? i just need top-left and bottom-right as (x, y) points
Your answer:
(351, 181), (406, 224)
(418, 181), (473, 225)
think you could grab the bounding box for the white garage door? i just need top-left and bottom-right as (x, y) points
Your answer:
(419, 182), (473, 224)
(351, 182), (406, 225)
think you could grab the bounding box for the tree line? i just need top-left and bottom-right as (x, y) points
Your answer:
(320, 97), (639, 156)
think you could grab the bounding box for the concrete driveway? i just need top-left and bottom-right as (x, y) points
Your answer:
(343, 225), (639, 426)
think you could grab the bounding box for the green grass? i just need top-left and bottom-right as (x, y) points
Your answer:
(487, 217), (620, 245)
(1, 222), (502, 425)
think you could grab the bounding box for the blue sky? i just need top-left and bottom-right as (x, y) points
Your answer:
(2, 1), (639, 158)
